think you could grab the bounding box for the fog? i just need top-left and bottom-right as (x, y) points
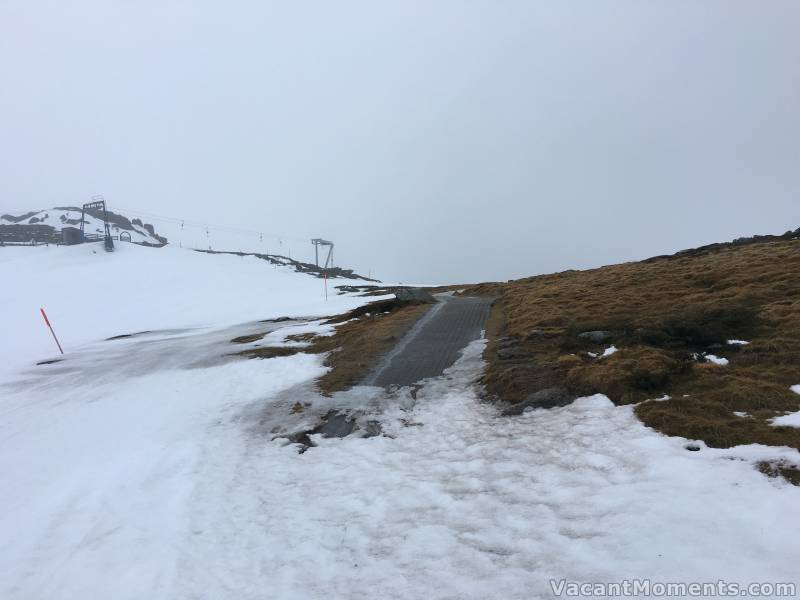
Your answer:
(2, 1), (798, 283)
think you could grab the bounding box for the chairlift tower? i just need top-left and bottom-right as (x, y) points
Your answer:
(311, 238), (334, 270)
(81, 195), (114, 252)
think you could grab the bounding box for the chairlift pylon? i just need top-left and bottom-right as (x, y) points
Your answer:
(81, 195), (114, 252)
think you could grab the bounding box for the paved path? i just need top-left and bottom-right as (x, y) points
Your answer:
(363, 294), (493, 388)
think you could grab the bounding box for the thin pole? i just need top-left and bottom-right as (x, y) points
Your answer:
(324, 271), (328, 301)
(40, 308), (64, 354)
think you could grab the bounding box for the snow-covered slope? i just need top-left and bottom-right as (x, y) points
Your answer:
(2, 334), (799, 599)
(1, 207), (165, 245)
(0, 243), (382, 373)
(1, 237), (799, 599)
(2, 207), (368, 276)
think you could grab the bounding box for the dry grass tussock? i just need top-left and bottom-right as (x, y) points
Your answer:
(473, 238), (800, 462)
(235, 298), (432, 395)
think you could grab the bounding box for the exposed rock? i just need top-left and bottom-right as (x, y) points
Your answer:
(394, 287), (436, 303)
(495, 336), (519, 349)
(362, 420), (382, 438)
(260, 316), (292, 323)
(317, 413), (356, 438)
(502, 387), (573, 415)
(578, 330), (612, 343)
(1, 211), (37, 223)
(497, 348), (528, 361)
(197, 249), (377, 281)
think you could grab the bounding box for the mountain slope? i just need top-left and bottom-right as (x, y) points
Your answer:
(1, 207), (167, 245)
(475, 229), (800, 479)
(0, 243), (383, 373)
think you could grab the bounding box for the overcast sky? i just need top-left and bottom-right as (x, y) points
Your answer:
(1, 1), (798, 283)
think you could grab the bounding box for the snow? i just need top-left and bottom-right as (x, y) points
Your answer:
(1, 207), (163, 245)
(727, 339), (750, 345)
(2, 245), (799, 598)
(0, 243), (384, 373)
(733, 411), (750, 418)
(693, 352), (729, 366)
(2, 331), (799, 598)
(587, 346), (616, 359)
(704, 354), (729, 365)
(791, 384), (800, 395)
(770, 411), (800, 428)
(648, 394), (671, 402)
(0, 324), (328, 599)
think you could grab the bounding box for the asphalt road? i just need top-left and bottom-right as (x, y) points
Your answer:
(363, 294), (493, 388)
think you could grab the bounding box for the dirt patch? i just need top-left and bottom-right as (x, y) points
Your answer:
(478, 235), (800, 478)
(235, 298), (434, 395)
(758, 460), (800, 486)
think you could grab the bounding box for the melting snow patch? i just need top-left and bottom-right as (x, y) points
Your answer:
(733, 411), (750, 418)
(791, 385), (800, 395)
(647, 394), (671, 402)
(727, 339), (750, 345)
(693, 352), (728, 366)
(601, 345), (618, 357)
(770, 411), (800, 428)
(705, 354), (728, 366)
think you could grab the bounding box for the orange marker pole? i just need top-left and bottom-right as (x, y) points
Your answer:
(40, 308), (64, 354)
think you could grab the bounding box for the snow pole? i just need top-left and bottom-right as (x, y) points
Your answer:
(40, 308), (64, 354)
(324, 271), (328, 301)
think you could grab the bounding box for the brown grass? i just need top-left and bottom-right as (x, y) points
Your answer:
(313, 302), (432, 393)
(479, 238), (800, 468)
(237, 346), (300, 359)
(758, 460), (800, 486)
(235, 299), (433, 395)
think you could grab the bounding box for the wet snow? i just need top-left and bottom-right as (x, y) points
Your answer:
(0, 243), (383, 373)
(770, 411), (800, 428)
(2, 335), (799, 599)
(2, 244), (799, 599)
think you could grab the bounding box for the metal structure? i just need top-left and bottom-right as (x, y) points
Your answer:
(311, 238), (334, 269)
(81, 195), (114, 252)
(62, 227), (82, 245)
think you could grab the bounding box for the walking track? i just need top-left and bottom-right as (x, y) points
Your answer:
(363, 294), (493, 388)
